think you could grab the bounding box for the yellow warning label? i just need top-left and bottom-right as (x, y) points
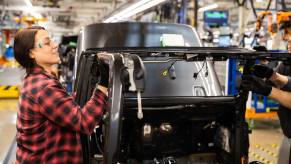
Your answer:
(0, 85), (20, 98)
(161, 69), (168, 77)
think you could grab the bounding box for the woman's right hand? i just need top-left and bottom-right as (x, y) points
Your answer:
(98, 59), (109, 88)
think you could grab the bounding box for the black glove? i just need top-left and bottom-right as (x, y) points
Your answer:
(241, 75), (272, 96)
(98, 60), (109, 88)
(252, 64), (274, 79)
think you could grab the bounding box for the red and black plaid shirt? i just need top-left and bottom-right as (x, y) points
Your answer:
(16, 67), (107, 164)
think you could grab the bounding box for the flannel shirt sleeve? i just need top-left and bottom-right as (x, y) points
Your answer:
(37, 82), (107, 134)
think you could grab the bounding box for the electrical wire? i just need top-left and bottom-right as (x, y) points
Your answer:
(193, 60), (208, 79)
(169, 60), (177, 68)
(235, 0), (247, 6)
(257, 0), (272, 24)
(205, 61), (209, 77)
(281, 0), (287, 11)
(249, 0), (257, 18)
(240, 0), (259, 47)
(161, 60), (178, 76)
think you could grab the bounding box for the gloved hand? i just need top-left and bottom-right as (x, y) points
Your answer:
(98, 60), (109, 88)
(241, 75), (272, 96)
(251, 64), (274, 79)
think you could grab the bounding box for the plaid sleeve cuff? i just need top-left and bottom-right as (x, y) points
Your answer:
(92, 88), (108, 104)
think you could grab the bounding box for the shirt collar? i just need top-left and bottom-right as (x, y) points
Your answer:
(26, 66), (58, 79)
(26, 66), (45, 74)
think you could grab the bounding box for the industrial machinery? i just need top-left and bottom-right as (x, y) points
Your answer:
(58, 35), (78, 92)
(256, 11), (291, 41)
(73, 22), (290, 164)
(277, 11), (291, 40)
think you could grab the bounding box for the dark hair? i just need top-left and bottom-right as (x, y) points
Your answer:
(253, 45), (268, 52)
(14, 26), (45, 68)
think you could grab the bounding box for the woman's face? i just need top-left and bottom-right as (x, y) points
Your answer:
(30, 30), (60, 67)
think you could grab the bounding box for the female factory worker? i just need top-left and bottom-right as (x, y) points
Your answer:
(13, 26), (108, 163)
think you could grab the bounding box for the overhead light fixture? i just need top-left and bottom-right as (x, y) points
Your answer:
(23, 0), (42, 18)
(24, 0), (33, 8)
(104, 0), (168, 23)
(198, 4), (218, 13)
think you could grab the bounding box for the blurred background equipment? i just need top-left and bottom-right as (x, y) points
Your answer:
(58, 35), (77, 93)
(0, 0), (290, 163)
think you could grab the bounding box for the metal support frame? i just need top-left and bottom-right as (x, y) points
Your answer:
(178, 0), (188, 24)
(238, 1), (247, 44)
(193, 0), (198, 28)
(227, 59), (239, 96)
(75, 46), (290, 164)
(98, 53), (146, 164)
(102, 53), (124, 164)
(233, 59), (254, 164)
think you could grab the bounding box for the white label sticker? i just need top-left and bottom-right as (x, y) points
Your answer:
(160, 34), (185, 47)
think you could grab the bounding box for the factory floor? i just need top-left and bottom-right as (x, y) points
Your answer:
(249, 119), (283, 164)
(0, 98), (285, 164)
(0, 99), (17, 164)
